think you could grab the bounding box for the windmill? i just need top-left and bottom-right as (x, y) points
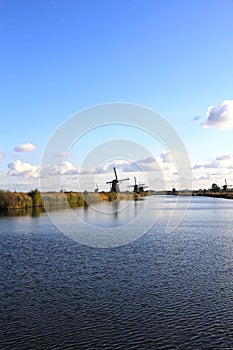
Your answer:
(128, 176), (148, 193)
(223, 179), (227, 191)
(95, 184), (99, 193)
(172, 186), (178, 195)
(138, 182), (148, 193)
(128, 176), (139, 193)
(106, 167), (129, 193)
(223, 179), (233, 191)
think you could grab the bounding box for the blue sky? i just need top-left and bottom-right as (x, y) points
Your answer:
(0, 0), (233, 191)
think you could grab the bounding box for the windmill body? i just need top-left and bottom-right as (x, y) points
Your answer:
(106, 167), (129, 193)
(128, 177), (148, 194)
(223, 179), (233, 191)
(110, 179), (120, 193)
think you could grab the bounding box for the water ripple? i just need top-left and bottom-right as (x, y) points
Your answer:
(0, 197), (233, 349)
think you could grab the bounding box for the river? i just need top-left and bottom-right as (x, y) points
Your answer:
(0, 196), (233, 349)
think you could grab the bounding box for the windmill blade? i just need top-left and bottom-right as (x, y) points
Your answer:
(106, 181), (113, 184)
(134, 176), (137, 185)
(113, 167), (118, 181)
(119, 177), (129, 182)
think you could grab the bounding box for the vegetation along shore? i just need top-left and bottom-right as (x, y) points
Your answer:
(0, 186), (233, 212)
(0, 189), (149, 211)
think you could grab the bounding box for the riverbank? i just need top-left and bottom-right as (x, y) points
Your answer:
(2, 188), (231, 212)
(153, 190), (233, 200)
(194, 191), (233, 200)
(0, 190), (148, 211)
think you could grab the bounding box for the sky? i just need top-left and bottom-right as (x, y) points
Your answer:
(0, 0), (233, 192)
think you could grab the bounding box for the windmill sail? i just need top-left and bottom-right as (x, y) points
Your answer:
(106, 167), (129, 193)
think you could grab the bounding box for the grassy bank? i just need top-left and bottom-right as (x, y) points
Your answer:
(0, 190), (33, 210)
(194, 191), (233, 200)
(0, 189), (148, 211)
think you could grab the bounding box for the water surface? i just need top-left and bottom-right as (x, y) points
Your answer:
(0, 196), (233, 349)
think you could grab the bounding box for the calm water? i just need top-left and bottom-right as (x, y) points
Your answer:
(0, 196), (233, 349)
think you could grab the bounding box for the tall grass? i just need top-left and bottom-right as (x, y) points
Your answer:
(0, 190), (32, 210)
(0, 189), (146, 211)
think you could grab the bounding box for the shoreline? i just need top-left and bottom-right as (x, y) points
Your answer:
(0, 190), (149, 211)
(1, 189), (232, 213)
(194, 192), (233, 200)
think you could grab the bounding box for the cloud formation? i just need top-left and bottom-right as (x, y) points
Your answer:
(160, 152), (173, 163)
(96, 159), (138, 174)
(191, 154), (233, 189)
(94, 153), (176, 176)
(192, 116), (201, 121)
(95, 157), (162, 175)
(54, 151), (70, 158)
(8, 160), (39, 178)
(14, 143), (36, 152)
(193, 153), (233, 169)
(40, 162), (79, 177)
(0, 150), (4, 159)
(4, 150), (186, 194)
(8, 160), (79, 179)
(201, 100), (233, 130)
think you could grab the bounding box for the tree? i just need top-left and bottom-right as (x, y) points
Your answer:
(211, 183), (220, 192)
(28, 189), (42, 207)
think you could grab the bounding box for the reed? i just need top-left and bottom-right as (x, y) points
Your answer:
(0, 190), (148, 211)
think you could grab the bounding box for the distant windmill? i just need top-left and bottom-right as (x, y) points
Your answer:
(223, 179), (228, 191)
(128, 176), (148, 193)
(106, 167), (129, 193)
(223, 179), (232, 191)
(95, 184), (99, 193)
(138, 182), (148, 193)
(128, 176), (139, 193)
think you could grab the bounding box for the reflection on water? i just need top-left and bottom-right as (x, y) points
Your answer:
(0, 202), (96, 218)
(0, 198), (143, 219)
(0, 196), (233, 349)
(0, 206), (45, 218)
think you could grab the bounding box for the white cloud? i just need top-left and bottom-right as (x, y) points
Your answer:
(14, 142), (36, 152)
(96, 160), (135, 174)
(0, 150), (4, 159)
(8, 160), (79, 179)
(60, 162), (78, 175)
(40, 162), (79, 177)
(192, 154), (233, 189)
(89, 154), (177, 176)
(201, 100), (233, 130)
(139, 156), (155, 164)
(216, 154), (232, 161)
(95, 157), (162, 175)
(138, 157), (162, 172)
(192, 168), (232, 190)
(160, 152), (173, 163)
(54, 151), (70, 158)
(8, 160), (40, 178)
(9, 153), (232, 191)
(193, 153), (233, 169)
